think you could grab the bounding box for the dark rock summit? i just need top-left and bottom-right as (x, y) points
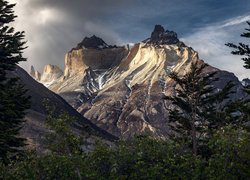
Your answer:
(151, 25), (165, 39)
(76, 35), (110, 49)
(143, 25), (181, 45)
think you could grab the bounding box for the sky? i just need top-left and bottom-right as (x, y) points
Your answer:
(9, 0), (250, 80)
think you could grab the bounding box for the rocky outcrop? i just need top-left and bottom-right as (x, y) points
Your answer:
(75, 35), (110, 49)
(30, 36), (128, 108)
(143, 25), (183, 46)
(35, 25), (248, 138)
(40, 64), (63, 86)
(30, 65), (35, 78)
(30, 64), (63, 87)
(64, 46), (128, 78)
(30, 65), (41, 81)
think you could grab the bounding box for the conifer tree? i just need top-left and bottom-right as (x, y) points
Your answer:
(225, 21), (250, 124)
(0, 0), (30, 163)
(225, 21), (250, 70)
(165, 61), (234, 155)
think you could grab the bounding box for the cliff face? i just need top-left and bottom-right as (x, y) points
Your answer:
(33, 26), (248, 138)
(64, 47), (128, 78)
(40, 64), (63, 87)
(30, 64), (63, 87)
(79, 44), (199, 137)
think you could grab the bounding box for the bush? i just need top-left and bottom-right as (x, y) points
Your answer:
(206, 126), (250, 179)
(1, 130), (249, 179)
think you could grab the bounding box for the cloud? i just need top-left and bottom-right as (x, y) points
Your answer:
(9, 0), (128, 72)
(8, 0), (250, 80)
(219, 14), (250, 28)
(181, 14), (250, 80)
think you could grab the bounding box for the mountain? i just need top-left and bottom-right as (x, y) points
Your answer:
(9, 66), (117, 152)
(31, 25), (248, 138)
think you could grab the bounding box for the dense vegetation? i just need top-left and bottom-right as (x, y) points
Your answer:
(0, 128), (249, 179)
(1, 98), (249, 179)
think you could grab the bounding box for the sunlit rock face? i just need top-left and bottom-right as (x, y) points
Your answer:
(40, 64), (63, 87)
(64, 35), (128, 78)
(64, 47), (128, 78)
(30, 64), (64, 88)
(79, 43), (201, 137)
(33, 26), (247, 138)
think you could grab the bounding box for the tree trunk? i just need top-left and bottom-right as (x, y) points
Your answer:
(191, 100), (197, 156)
(191, 120), (197, 156)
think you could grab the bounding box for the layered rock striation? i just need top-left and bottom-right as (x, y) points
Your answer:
(32, 25), (248, 138)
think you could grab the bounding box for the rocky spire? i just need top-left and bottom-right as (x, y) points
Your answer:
(151, 25), (165, 40)
(40, 64), (63, 86)
(30, 65), (35, 78)
(30, 65), (41, 81)
(143, 25), (182, 45)
(34, 71), (41, 81)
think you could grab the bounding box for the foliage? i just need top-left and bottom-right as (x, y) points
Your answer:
(165, 61), (234, 155)
(0, 152), (85, 180)
(1, 132), (249, 179)
(207, 126), (250, 179)
(226, 21), (250, 94)
(225, 21), (250, 126)
(0, 137), (205, 179)
(43, 101), (82, 155)
(225, 21), (250, 69)
(0, 0), (30, 164)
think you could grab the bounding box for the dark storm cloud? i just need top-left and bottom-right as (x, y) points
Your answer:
(28, 0), (127, 16)
(12, 0), (129, 72)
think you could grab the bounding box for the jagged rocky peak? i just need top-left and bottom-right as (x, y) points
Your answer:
(30, 65), (41, 81)
(42, 64), (62, 74)
(143, 25), (183, 45)
(40, 64), (63, 85)
(75, 35), (113, 49)
(64, 35), (128, 77)
(34, 71), (41, 81)
(30, 65), (35, 77)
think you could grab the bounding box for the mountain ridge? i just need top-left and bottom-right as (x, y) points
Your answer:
(10, 66), (117, 152)
(30, 25), (248, 138)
